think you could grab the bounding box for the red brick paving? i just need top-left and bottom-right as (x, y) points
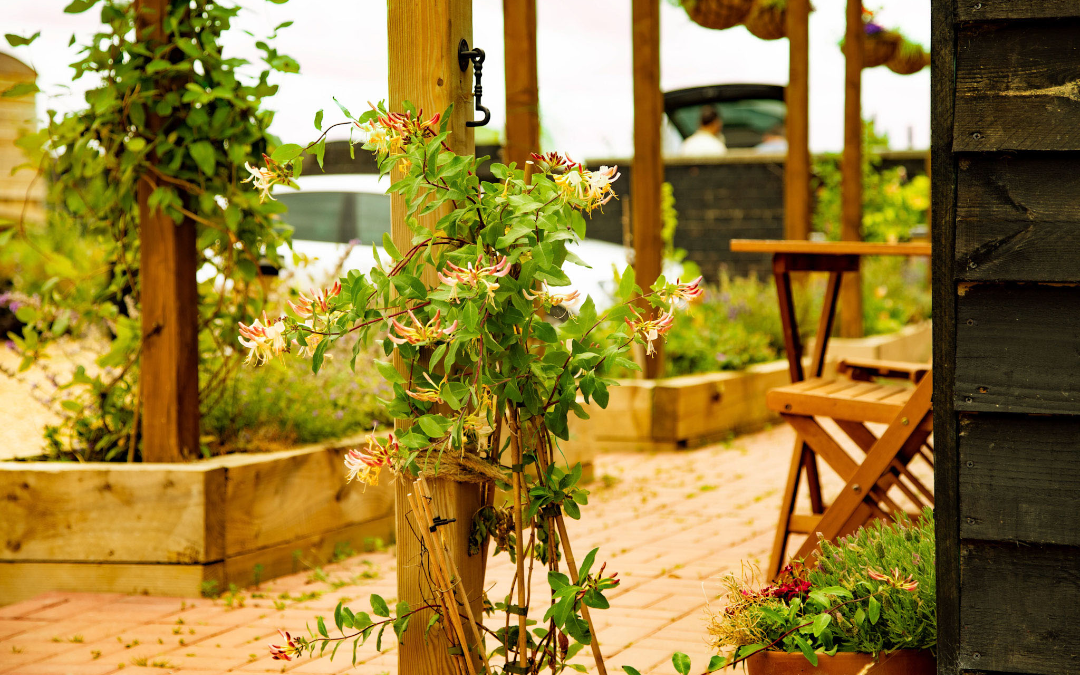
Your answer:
(0, 423), (901, 675)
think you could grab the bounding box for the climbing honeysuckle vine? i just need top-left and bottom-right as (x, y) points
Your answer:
(240, 101), (702, 673)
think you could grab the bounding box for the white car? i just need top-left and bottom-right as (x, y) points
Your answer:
(275, 174), (645, 313)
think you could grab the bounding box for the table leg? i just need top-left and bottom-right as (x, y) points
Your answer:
(811, 271), (843, 378)
(774, 263), (803, 383)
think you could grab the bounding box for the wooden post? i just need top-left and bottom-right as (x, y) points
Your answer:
(387, 2), (484, 673)
(136, 0), (200, 462)
(502, 0), (539, 168)
(784, 0), (811, 241)
(632, 0), (665, 379)
(839, 0), (864, 337)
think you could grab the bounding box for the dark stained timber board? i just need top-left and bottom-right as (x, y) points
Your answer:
(954, 21), (1080, 152)
(958, 1), (1080, 21)
(957, 155), (1080, 281)
(959, 543), (1080, 674)
(959, 414), (1080, 546)
(955, 283), (1080, 415)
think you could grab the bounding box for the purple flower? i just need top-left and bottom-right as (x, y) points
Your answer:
(334, 411), (344, 420)
(865, 22), (884, 35)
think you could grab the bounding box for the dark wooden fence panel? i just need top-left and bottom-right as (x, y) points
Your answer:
(958, 1), (1080, 21)
(954, 22), (1080, 153)
(959, 543), (1080, 674)
(955, 283), (1080, 414)
(956, 155), (1080, 281)
(959, 414), (1080, 546)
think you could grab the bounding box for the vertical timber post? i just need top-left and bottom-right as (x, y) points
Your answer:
(503, 0), (539, 168)
(136, 0), (200, 462)
(387, 2), (484, 673)
(784, 0), (811, 241)
(632, 0), (665, 379)
(839, 0), (864, 337)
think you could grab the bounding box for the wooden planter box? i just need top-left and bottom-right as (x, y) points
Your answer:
(565, 322), (930, 453)
(0, 438), (395, 605)
(745, 649), (935, 675)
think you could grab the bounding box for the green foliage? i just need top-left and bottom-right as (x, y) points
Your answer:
(813, 120), (929, 244)
(3, 0), (295, 461)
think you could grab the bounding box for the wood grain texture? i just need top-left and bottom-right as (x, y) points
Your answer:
(136, 0), (200, 462)
(954, 21), (1080, 152)
(502, 0), (539, 168)
(0, 463), (218, 563)
(632, 0), (664, 378)
(955, 283), (1080, 415)
(958, 1), (1080, 21)
(784, 0), (811, 241)
(959, 543), (1080, 674)
(387, 3), (485, 672)
(930, 0), (959, 667)
(0, 561), (222, 606)
(223, 446), (394, 556)
(959, 414), (1080, 546)
(730, 240), (930, 256)
(839, 0), (864, 339)
(957, 154), (1080, 281)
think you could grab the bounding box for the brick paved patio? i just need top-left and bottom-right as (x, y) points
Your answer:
(0, 423), (829, 675)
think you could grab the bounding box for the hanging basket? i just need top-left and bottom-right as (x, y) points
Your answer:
(886, 39), (930, 75)
(744, 0), (786, 40)
(683, 0), (754, 30)
(862, 30), (902, 68)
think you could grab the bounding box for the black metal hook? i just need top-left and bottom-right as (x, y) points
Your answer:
(458, 38), (491, 128)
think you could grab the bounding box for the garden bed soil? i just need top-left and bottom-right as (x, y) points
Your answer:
(0, 437), (395, 605)
(745, 649), (935, 675)
(565, 322), (930, 453)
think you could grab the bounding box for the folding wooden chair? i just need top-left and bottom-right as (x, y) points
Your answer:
(765, 368), (934, 575)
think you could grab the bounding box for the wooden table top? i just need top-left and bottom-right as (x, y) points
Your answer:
(730, 239), (932, 256)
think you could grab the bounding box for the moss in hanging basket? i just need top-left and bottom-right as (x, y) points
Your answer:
(744, 0), (787, 41)
(682, 0), (754, 30)
(887, 38), (930, 75)
(839, 25), (902, 69)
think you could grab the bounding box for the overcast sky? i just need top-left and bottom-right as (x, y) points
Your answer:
(3, 0), (930, 158)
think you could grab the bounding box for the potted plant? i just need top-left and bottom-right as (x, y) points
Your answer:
(840, 10), (902, 69)
(635, 511), (935, 675)
(886, 39), (930, 75)
(680, 0), (755, 30)
(744, 0), (787, 41)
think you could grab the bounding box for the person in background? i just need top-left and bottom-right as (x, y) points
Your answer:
(755, 124), (788, 153)
(680, 105), (728, 157)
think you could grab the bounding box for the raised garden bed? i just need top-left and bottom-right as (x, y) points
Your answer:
(0, 438), (394, 605)
(566, 322), (930, 453)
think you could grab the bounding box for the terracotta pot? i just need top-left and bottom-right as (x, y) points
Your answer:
(886, 41), (930, 75)
(744, 0), (786, 40)
(862, 31), (902, 68)
(684, 0), (754, 30)
(745, 649), (935, 675)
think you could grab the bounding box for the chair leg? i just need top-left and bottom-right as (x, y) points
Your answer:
(768, 437), (807, 579)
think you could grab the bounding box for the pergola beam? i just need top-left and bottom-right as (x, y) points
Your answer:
(784, 0), (811, 241)
(840, 0), (864, 337)
(503, 0), (539, 168)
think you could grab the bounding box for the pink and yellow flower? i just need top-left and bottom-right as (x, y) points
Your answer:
(659, 276), (705, 303)
(268, 630), (299, 661)
(406, 372), (445, 404)
(288, 282), (341, 318)
(388, 309), (459, 346)
(625, 309), (675, 356)
(242, 154), (296, 203)
(344, 431), (398, 487)
(524, 283), (581, 308)
(437, 254), (511, 305)
(867, 567), (919, 592)
(238, 313), (287, 366)
(554, 164), (620, 212)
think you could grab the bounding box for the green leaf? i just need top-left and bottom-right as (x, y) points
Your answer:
(578, 548), (598, 579)
(5, 32), (40, 47)
(373, 360), (405, 385)
(706, 655), (725, 672)
(672, 652), (691, 675)
(188, 141), (216, 176)
(812, 612), (832, 637)
(14, 306), (37, 324)
(370, 594), (391, 618)
(333, 96), (353, 120)
(792, 635), (818, 666)
(311, 337), (330, 374)
(381, 232), (401, 261)
(854, 607), (866, 625)
(1, 82), (38, 99)
(314, 109), (324, 131)
(334, 601), (345, 632)
(63, 0), (97, 12)
(622, 668), (643, 675)
(271, 143), (303, 163)
(547, 571), (570, 590)
(417, 414), (450, 438)
(616, 265), (636, 301)
(316, 615), (329, 638)
(868, 596), (881, 624)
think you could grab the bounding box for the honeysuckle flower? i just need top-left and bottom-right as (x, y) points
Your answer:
(388, 309), (459, 346)
(625, 309), (675, 356)
(528, 151), (581, 171)
(867, 567), (919, 591)
(344, 431), (398, 486)
(292, 331), (324, 359)
(238, 313), (287, 366)
(554, 164), (620, 212)
(523, 283), (581, 307)
(289, 282), (341, 318)
(242, 154), (295, 203)
(437, 254), (511, 304)
(268, 630), (299, 661)
(659, 276), (705, 303)
(406, 372), (446, 405)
